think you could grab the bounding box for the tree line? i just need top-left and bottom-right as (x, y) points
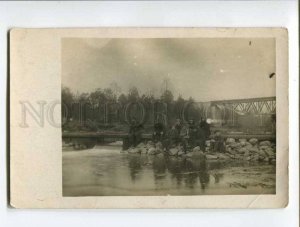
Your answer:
(62, 84), (204, 132)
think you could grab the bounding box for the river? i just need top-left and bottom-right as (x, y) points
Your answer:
(63, 145), (276, 196)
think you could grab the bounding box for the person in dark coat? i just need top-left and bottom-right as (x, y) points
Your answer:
(163, 125), (179, 151)
(128, 119), (143, 147)
(187, 119), (198, 148)
(196, 125), (206, 151)
(199, 118), (211, 140)
(152, 122), (165, 143)
(168, 125), (181, 145)
(212, 130), (225, 152)
(195, 118), (211, 151)
(174, 118), (183, 135)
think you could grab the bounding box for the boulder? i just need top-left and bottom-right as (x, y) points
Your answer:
(266, 147), (274, 152)
(263, 157), (269, 162)
(249, 138), (258, 145)
(264, 148), (275, 157)
(245, 144), (253, 150)
(218, 153), (230, 160)
(226, 153), (235, 159)
(236, 143), (242, 148)
(226, 138), (236, 144)
(249, 147), (259, 154)
(240, 141), (247, 147)
(136, 142), (146, 148)
(244, 156), (251, 161)
(239, 138), (247, 143)
(186, 152), (193, 158)
(155, 148), (163, 154)
(234, 154), (244, 160)
(136, 147), (142, 153)
(227, 148), (236, 155)
(193, 146), (201, 152)
(251, 154), (260, 161)
(148, 147), (157, 155)
(156, 152), (164, 158)
(230, 142), (241, 149)
(169, 148), (179, 156)
(156, 142), (163, 149)
(140, 148), (148, 154)
(257, 149), (267, 157)
(237, 147), (248, 154)
(258, 155), (267, 161)
(126, 148), (132, 153)
(193, 150), (205, 157)
(243, 150), (250, 157)
(259, 145), (270, 150)
(128, 148), (140, 154)
(146, 141), (155, 149)
(178, 150), (185, 156)
(259, 140), (272, 146)
(206, 154), (218, 160)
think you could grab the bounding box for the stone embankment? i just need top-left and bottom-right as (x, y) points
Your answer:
(123, 138), (276, 163)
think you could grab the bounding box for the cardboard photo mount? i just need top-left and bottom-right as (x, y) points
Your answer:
(10, 28), (288, 208)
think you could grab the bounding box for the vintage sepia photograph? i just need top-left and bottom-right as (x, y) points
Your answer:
(9, 28), (288, 208)
(4, 0), (296, 224)
(61, 37), (277, 197)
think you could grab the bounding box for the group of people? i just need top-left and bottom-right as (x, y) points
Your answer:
(127, 118), (221, 153)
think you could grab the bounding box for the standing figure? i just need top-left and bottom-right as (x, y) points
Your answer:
(199, 118), (211, 140)
(196, 122), (206, 151)
(212, 130), (225, 152)
(164, 120), (187, 152)
(187, 119), (198, 148)
(174, 118), (183, 135)
(152, 122), (165, 143)
(167, 125), (180, 148)
(128, 118), (144, 147)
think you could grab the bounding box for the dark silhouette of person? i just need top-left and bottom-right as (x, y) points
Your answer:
(187, 119), (198, 148)
(174, 118), (183, 135)
(152, 122), (165, 143)
(213, 130), (225, 152)
(199, 118), (211, 140)
(128, 118), (143, 147)
(196, 122), (206, 151)
(166, 125), (180, 148)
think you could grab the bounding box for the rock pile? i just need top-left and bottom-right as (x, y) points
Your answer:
(221, 138), (275, 162)
(123, 138), (276, 163)
(127, 141), (164, 155)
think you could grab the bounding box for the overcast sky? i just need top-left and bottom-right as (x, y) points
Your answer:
(62, 38), (275, 102)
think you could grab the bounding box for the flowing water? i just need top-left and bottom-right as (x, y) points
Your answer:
(63, 145), (276, 196)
